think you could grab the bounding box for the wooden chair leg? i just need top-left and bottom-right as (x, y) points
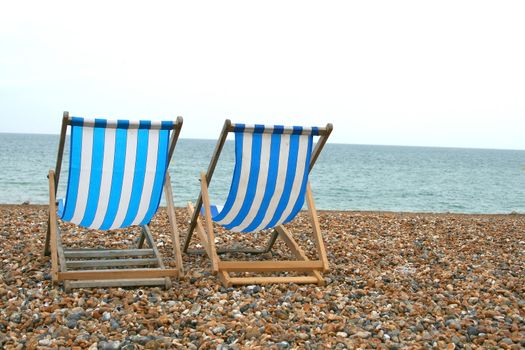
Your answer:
(137, 229), (147, 248)
(305, 183), (329, 272)
(44, 218), (51, 256)
(164, 173), (184, 277)
(200, 172), (219, 273)
(48, 170), (59, 284)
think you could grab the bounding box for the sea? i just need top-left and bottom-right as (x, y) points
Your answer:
(1, 133), (524, 214)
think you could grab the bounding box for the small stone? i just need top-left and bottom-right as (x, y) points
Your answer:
(158, 315), (170, 325)
(500, 338), (513, 345)
(245, 326), (260, 339)
(445, 319), (461, 330)
(447, 343), (455, 350)
(101, 311), (111, 321)
(467, 326), (479, 336)
(38, 339), (51, 346)
(297, 333), (309, 340)
(110, 319), (120, 330)
(88, 343), (98, 350)
(129, 335), (151, 345)
(67, 318), (78, 329)
(276, 341), (290, 349)
(274, 310), (288, 320)
(468, 297), (479, 304)
(191, 304), (202, 316)
(212, 326), (227, 335)
(370, 311), (380, 320)
(9, 313), (22, 323)
(336, 332), (348, 338)
(99, 340), (121, 350)
(354, 331), (371, 339)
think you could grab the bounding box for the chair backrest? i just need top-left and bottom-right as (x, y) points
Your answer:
(212, 124), (321, 233)
(58, 117), (178, 230)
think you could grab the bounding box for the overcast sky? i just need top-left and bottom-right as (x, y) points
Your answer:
(1, 1), (524, 150)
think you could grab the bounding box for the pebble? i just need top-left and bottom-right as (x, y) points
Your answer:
(38, 339), (51, 346)
(1, 206), (524, 349)
(467, 326), (479, 336)
(191, 303), (202, 316)
(99, 340), (121, 350)
(213, 326), (227, 334)
(354, 331), (371, 339)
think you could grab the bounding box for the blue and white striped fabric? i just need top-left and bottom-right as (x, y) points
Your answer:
(57, 117), (174, 230)
(211, 124), (319, 233)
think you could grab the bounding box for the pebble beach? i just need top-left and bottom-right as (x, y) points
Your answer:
(1, 204), (524, 349)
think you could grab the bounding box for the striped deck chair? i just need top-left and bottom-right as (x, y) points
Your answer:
(45, 111), (184, 290)
(184, 120), (332, 286)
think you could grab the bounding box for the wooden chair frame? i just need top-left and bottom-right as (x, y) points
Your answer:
(184, 120), (333, 286)
(44, 112), (184, 291)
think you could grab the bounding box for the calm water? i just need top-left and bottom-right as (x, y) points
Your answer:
(1, 133), (524, 213)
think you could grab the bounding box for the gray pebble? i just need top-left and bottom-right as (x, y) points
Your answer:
(191, 303), (202, 316)
(110, 319), (120, 330)
(467, 326), (479, 336)
(276, 341), (290, 349)
(66, 318), (78, 329)
(9, 312), (21, 323)
(212, 325), (227, 334)
(129, 335), (152, 345)
(101, 311), (111, 321)
(99, 340), (121, 350)
(501, 338), (514, 345)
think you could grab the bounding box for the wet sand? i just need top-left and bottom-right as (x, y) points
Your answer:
(1, 205), (524, 349)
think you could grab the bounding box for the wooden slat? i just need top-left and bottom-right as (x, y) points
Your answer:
(228, 276), (320, 285)
(309, 123), (333, 172)
(58, 268), (178, 281)
(218, 260), (323, 272)
(48, 170), (59, 283)
(305, 183), (329, 272)
(218, 271), (232, 287)
(64, 249), (154, 258)
(187, 247), (268, 255)
(200, 172), (219, 273)
(54, 112), (69, 191)
(227, 123), (332, 136)
(164, 173), (184, 275)
(67, 278), (168, 289)
(66, 258), (159, 268)
(55, 226), (72, 291)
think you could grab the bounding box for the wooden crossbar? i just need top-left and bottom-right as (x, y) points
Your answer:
(218, 260), (324, 272)
(66, 258), (159, 268)
(58, 268), (178, 281)
(67, 278), (168, 289)
(64, 249), (154, 258)
(227, 276), (320, 285)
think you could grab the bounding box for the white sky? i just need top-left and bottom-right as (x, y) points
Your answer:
(1, 0), (524, 150)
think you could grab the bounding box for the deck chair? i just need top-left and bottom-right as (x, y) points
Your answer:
(44, 111), (184, 291)
(184, 120), (332, 286)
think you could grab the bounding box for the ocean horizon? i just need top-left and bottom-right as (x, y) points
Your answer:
(1, 132), (524, 214)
